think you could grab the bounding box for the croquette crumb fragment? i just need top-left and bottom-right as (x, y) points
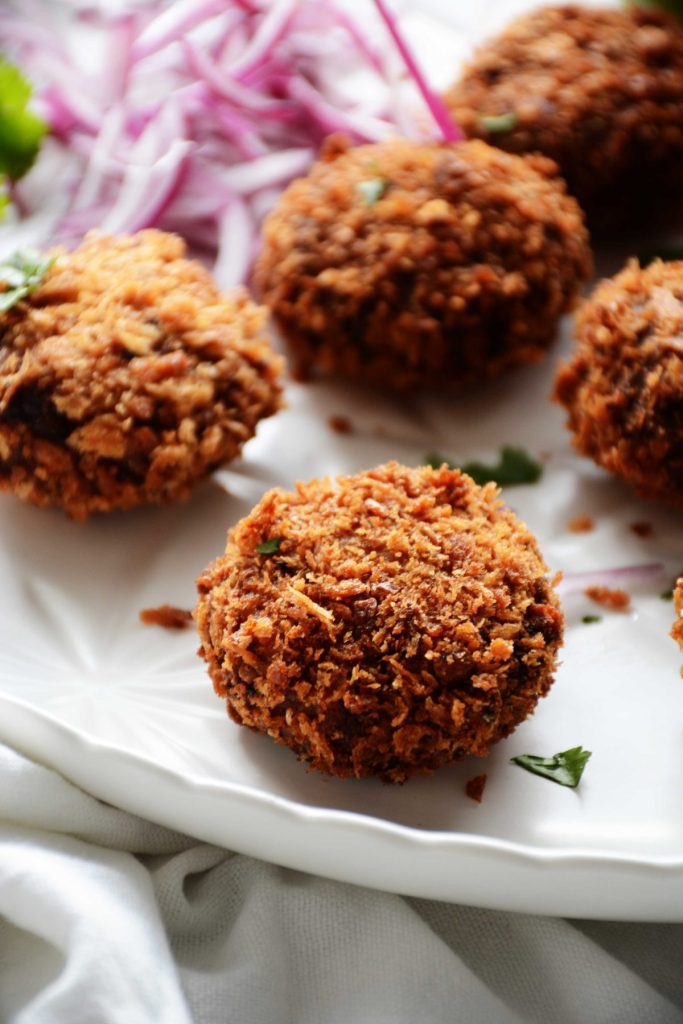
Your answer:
(672, 579), (683, 654)
(329, 415), (353, 435)
(555, 259), (683, 508)
(255, 137), (590, 392)
(140, 605), (193, 630)
(585, 585), (630, 611)
(568, 514), (593, 533)
(446, 4), (683, 233)
(195, 462), (563, 783)
(0, 230), (283, 519)
(465, 773), (488, 803)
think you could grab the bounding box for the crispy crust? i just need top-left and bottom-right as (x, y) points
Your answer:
(0, 231), (284, 519)
(555, 259), (683, 507)
(196, 462), (563, 783)
(445, 4), (683, 233)
(673, 579), (683, 651)
(254, 137), (591, 392)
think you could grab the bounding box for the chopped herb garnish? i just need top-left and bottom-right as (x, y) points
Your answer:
(0, 58), (46, 184)
(256, 537), (282, 555)
(0, 249), (54, 312)
(424, 446), (542, 487)
(511, 745), (592, 788)
(625, 0), (683, 22)
(638, 245), (683, 265)
(661, 589), (674, 601)
(581, 614), (602, 624)
(424, 451), (455, 471)
(357, 177), (388, 205)
(478, 112), (519, 134)
(461, 446), (543, 487)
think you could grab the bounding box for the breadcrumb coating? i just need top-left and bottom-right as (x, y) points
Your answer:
(445, 4), (683, 234)
(0, 231), (283, 519)
(196, 462), (563, 783)
(673, 579), (683, 652)
(254, 136), (591, 392)
(555, 259), (683, 507)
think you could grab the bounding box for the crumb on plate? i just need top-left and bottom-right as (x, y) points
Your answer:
(465, 773), (487, 803)
(568, 514), (593, 533)
(140, 604), (193, 630)
(585, 585), (630, 610)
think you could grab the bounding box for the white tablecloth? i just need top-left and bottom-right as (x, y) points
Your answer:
(2, 741), (683, 1024)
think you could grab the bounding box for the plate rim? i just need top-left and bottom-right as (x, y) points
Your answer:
(4, 688), (683, 923)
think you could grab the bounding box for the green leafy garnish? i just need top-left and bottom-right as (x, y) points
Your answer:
(511, 746), (592, 788)
(581, 614), (602, 624)
(478, 112), (519, 134)
(0, 58), (46, 182)
(424, 451), (455, 470)
(424, 447), (542, 487)
(256, 537), (282, 555)
(638, 242), (683, 266)
(661, 589), (674, 601)
(357, 177), (388, 205)
(624, 0), (683, 21)
(462, 446), (543, 487)
(0, 249), (54, 312)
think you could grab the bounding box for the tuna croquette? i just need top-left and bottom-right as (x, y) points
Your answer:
(254, 136), (591, 392)
(445, 4), (683, 234)
(195, 461), (563, 783)
(0, 230), (283, 519)
(555, 259), (683, 508)
(672, 579), (683, 652)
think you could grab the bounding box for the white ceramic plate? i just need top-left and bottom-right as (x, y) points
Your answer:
(1, 0), (682, 922)
(1, 312), (682, 920)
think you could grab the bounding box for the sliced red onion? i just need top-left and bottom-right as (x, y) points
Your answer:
(557, 563), (667, 597)
(213, 198), (254, 289)
(371, 0), (463, 143)
(228, 0), (299, 82)
(132, 0), (229, 61)
(99, 138), (193, 235)
(0, 0), (458, 285)
(214, 148), (314, 195)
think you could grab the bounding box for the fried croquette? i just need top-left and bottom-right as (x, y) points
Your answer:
(195, 461), (564, 783)
(672, 579), (683, 652)
(0, 230), (283, 519)
(555, 259), (683, 507)
(445, 4), (683, 234)
(254, 136), (591, 392)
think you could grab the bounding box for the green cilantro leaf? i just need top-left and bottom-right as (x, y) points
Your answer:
(424, 447), (542, 487)
(661, 589), (675, 601)
(0, 249), (54, 312)
(638, 242), (683, 266)
(256, 537), (282, 555)
(0, 58), (47, 182)
(582, 614), (602, 624)
(424, 452), (455, 470)
(461, 446), (543, 487)
(478, 112), (519, 134)
(624, 0), (683, 22)
(357, 177), (388, 205)
(511, 746), (592, 788)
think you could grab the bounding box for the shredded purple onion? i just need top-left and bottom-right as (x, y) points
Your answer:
(557, 563), (667, 597)
(0, 0), (459, 285)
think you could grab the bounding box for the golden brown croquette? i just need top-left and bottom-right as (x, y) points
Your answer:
(196, 462), (564, 783)
(445, 4), (683, 234)
(673, 579), (683, 652)
(254, 136), (591, 392)
(0, 230), (283, 519)
(555, 259), (683, 508)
